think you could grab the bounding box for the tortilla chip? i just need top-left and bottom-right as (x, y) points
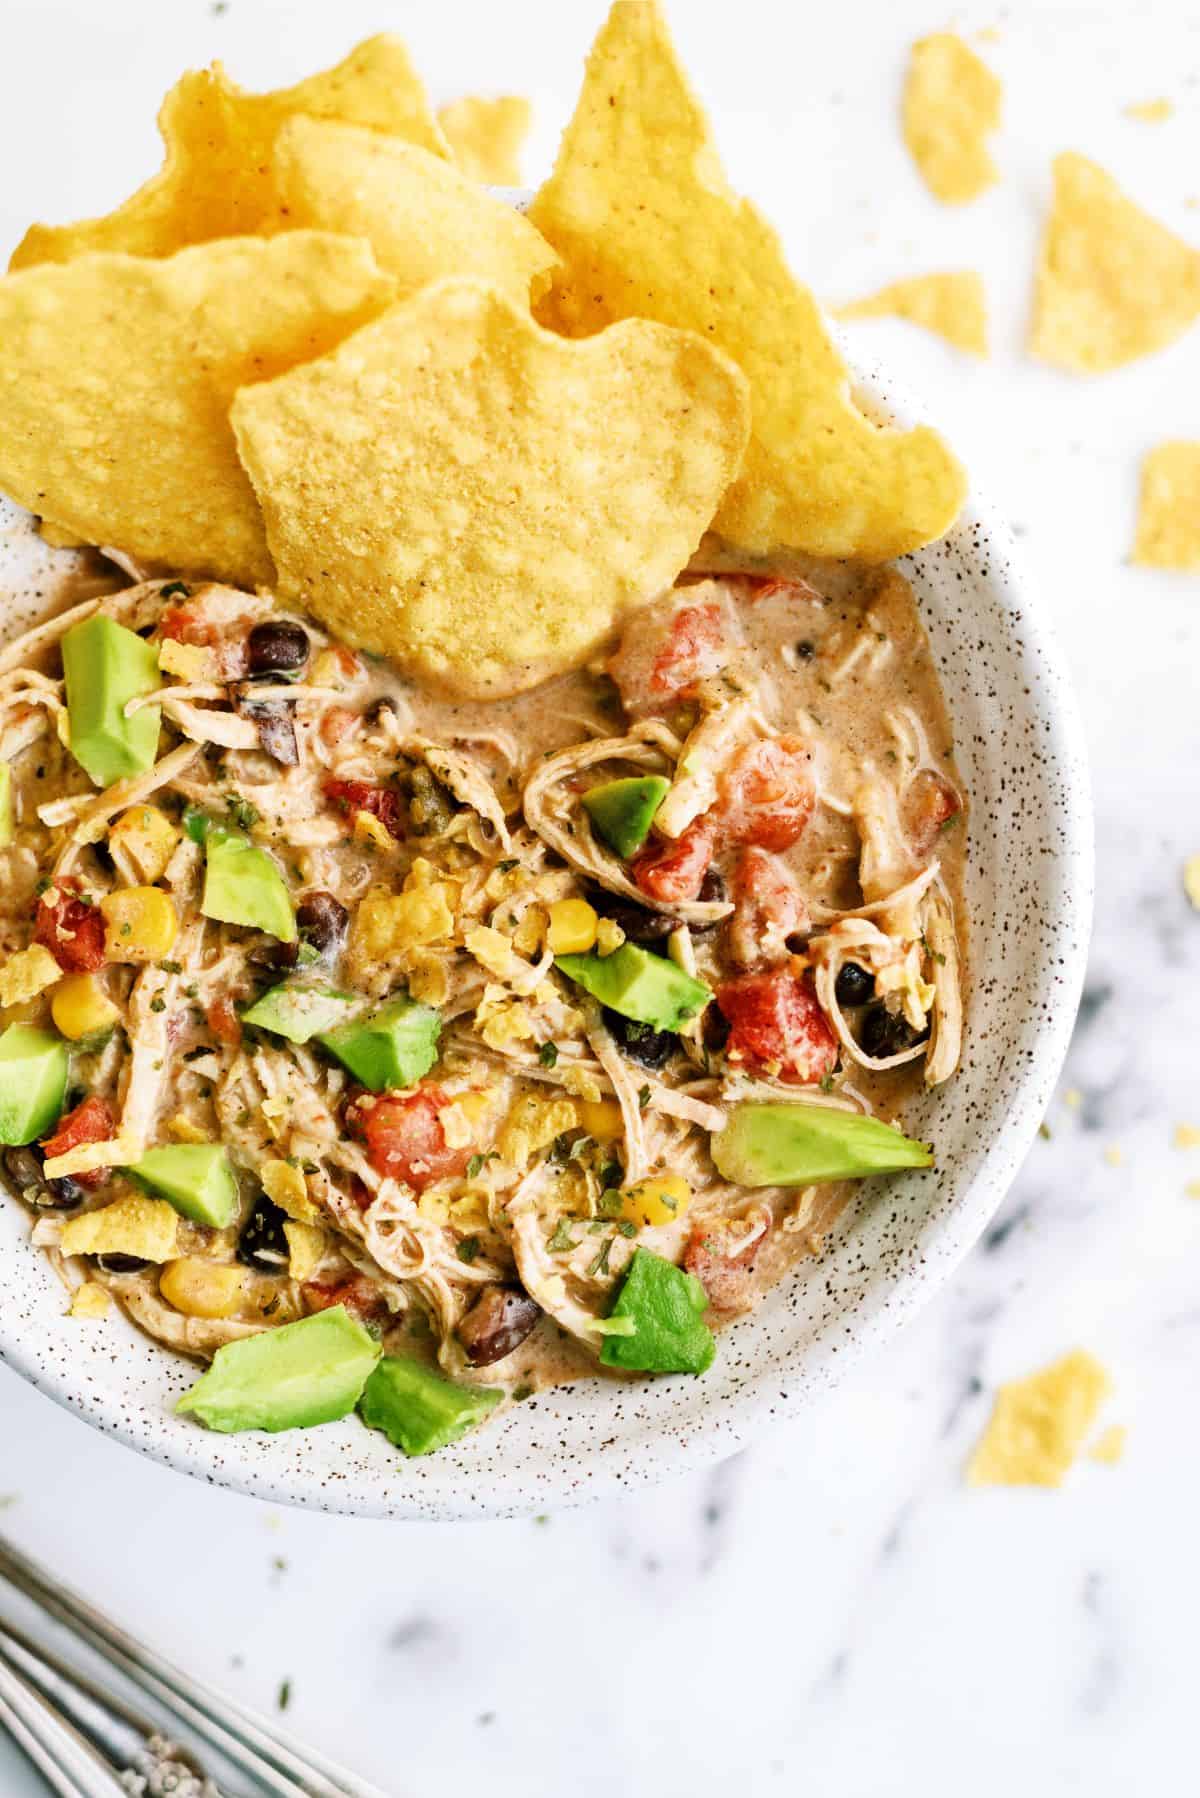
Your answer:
(902, 34), (1002, 205)
(283, 1220), (327, 1283)
(529, 1), (965, 561)
(272, 117), (557, 305)
(10, 36), (449, 269)
(60, 1193), (179, 1264)
(1132, 442), (1200, 570)
(0, 233), (394, 587)
(1031, 154), (1200, 372)
(231, 278), (750, 697)
(967, 1349), (1113, 1488)
(1184, 856), (1200, 911)
(438, 95), (533, 186)
(69, 1282), (112, 1320)
(836, 272), (988, 356)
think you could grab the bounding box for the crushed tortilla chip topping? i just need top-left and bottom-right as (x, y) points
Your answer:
(1089, 1424), (1126, 1466)
(1132, 443), (1200, 572)
(529, 0), (966, 562)
(0, 944), (62, 1009)
(60, 1194), (179, 1265)
(1183, 856), (1200, 911)
(1173, 1122), (1200, 1150)
(836, 272), (988, 357)
(283, 1219), (327, 1283)
(1030, 153), (1200, 373)
(967, 1348), (1113, 1488)
(69, 1282), (112, 1320)
(902, 33), (1002, 206)
(438, 95), (533, 187)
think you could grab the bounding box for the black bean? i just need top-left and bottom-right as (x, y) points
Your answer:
(243, 699), (298, 767)
(296, 891), (349, 961)
(246, 620), (309, 677)
(457, 1285), (541, 1367)
(835, 962), (875, 1007)
(237, 1192), (290, 1272)
(2, 1147), (81, 1210)
(795, 640), (816, 661)
(94, 1253), (150, 1274)
(690, 866), (728, 935)
(602, 1007), (676, 1068)
(588, 892), (674, 944)
(860, 1004), (929, 1060)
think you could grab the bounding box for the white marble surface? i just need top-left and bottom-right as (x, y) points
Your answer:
(1, 2), (1199, 1793)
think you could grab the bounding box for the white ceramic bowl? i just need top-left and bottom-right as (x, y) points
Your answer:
(0, 359), (1093, 1518)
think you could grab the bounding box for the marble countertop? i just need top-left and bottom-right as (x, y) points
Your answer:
(1, 2), (1198, 1793)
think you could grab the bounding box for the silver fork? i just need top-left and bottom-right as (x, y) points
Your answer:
(0, 1533), (393, 1798)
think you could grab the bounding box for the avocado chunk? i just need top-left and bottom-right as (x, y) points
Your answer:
(556, 943), (710, 1031)
(358, 1355), (502, 1456)
(177, 1305), (381, 1433)
(711, 1103), (934, 1186)
(599, 1247), (715, 1375)
(0, 1024), (69, 1146)
(241, 981), (356, 1045)
(61, 614), (161, 789)
(581, 776), (670, 859)
(201, 829), (296, 942)
(0, 764), (12, 846)
(318, 994), (441, 1091)
(128, 1143), (239, 1227)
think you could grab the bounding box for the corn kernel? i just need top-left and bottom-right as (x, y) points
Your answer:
(619, 1174), (692, 1229)
(160, 1257), (245, 1319)
(578, 1097), (624, 1142)
(100, 887), (178, 962)
(51, 972), (119, 1042)
(546, 898), (598, 955)
(109, 805), (180, 884)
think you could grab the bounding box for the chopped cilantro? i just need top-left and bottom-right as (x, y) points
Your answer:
(226, 793), (261, 831)
(587, 1239), (613, 1279)
(939, 812), (960, 834)
(637, 1084), (651, 1111)
(456, 1236), (481, 1264)
(159, 960), (182, 974)
(538, 1041), (559, 1068)
(819, 1071), (835, 1094)
(597, 1187), (624, 1218)
(149, 996), (166, 1014)
(466, 1153), (485, 1180)
(158, 580), (191, 600)
(497, 858), (518, 873)
(616, 1219), (637, 1238)
(600, 1160), (623, 1189)
(547, 1217), (575, 1253)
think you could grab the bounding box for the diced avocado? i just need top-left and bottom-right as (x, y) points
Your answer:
(599, 1247), (715, 1376)
(241, 982), (356, 1045)
(0, 764), (12, 846)
(61, 614), (161, 789)
(581, 776), (670, 859)
(0, 1025), (68, 1146)
(128, 1143), (239, 1227)
(358, 1355), (502, 1456)
(556, 943), (711, 1031)
(711, 1103), (934, 1186)
(318, 994), (441, 1091)
(176, 1305), (381, 1433)
(201, 829), (296, 942)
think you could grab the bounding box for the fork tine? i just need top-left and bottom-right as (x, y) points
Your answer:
(0, 1652), (128, 1798)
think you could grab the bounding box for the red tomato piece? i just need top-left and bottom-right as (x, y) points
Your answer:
(347, 1086), (471, 1192)
(33, 882), (106, 973)
(630, 816), (716, 903)
(302, 1275), (389, 1324)
(322, 778), (403, 839)
(724, 848), (809, 968)
(607, 590), (742, 717)
(158, 605), (217, 647)
(683, 1217), (767, 1315)
(40, 1095), (116, 1189)
(716, 968), (838, 1084)
(319, 706), (358, 748)
(206, 996), (242, 1047)
(716, 736), (815, 853)
(903, 771), (962, 855)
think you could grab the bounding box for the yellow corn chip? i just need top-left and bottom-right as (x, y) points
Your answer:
(231, 277), (751, 697)
(967, 1349), (1113, 1488)
(11, 36), (449, 269)
(283, 1219), (327, 1283)
(1031, 153), (1200, 372)
(529, 1), (965, 561)
(836, 272), (988, 356)
(0, 234), (394, 587)
(272, 116), (557, 306)
(903, 33), (1002, 205)
(1132, 442), (1200, 571)
(438, 95), (533, 186)
(60, 1193), (179, 1265)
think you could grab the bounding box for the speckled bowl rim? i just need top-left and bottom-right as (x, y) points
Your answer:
(0, 355), (1093, 1519)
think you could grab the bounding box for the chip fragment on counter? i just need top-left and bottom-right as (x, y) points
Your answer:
(967, 1349), (1113, 1488)
(0, 234), (395, 587)
(271, 117), (557, 305)
(836, 272), (988, 356)
(438, 95), (533, 186)
(231, 277), (751, 698)
(529, 0), (966, 562)
(1132, 442), (1200, 571)
(1031, 154), (1200, 373)
(902, 33), (1002, 205)
(10, 35), (450, 269)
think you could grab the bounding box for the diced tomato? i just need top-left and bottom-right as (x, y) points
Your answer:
(347, 1085), (472, 1192)
(607, 589), (742, 717)
(716, 736), (815, 853)
(322, 778), (403, 839)
(630, 816), (716, 904)
(33, 882), (106, 973)
(302, 1275), (389, 1324)
(724, 848), (809, 968)
(158, 605), (217, 647)
(903, 771), (962, 855)
(40, 1095), (115, 1190)
(206, 996), (242, 1047)
(716, 967), (838, 1084)
(683, 1216), (767, 1315)
(319, 706), (358, 748)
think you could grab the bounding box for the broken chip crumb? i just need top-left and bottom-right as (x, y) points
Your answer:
(68, 1282), (112, 1320)
(967, 1348), (1113, 1488)
(836, 271), (988, 356)
(1132, 444), (1200, 572)
(1124, 99), (1173, 124)
(1030, 153), (1200, 372)
(1184, 855), (1200, 910)
(1063, 1087), (1082, 1110)
(1186, 1181), (1200, 1200)
(1102, 1144), (1123, 1168)
(1088, 1424), (1126, 1466)
(438, 95), (533, 187)
(1173, 1122), (1200, 1150)
(902, 33), (1002, 206)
